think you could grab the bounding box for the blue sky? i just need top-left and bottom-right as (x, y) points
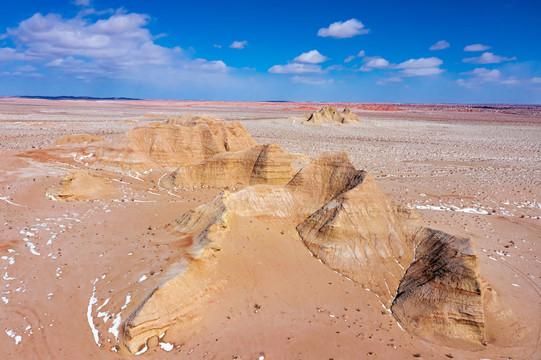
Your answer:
(1, 0), (540, 103)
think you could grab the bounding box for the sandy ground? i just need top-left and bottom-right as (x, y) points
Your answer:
(0, 98), (540, 359)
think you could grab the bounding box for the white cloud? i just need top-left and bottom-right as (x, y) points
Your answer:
(291, 76), (333, 85)
(396, 57), (443, 69)
(183, 59), (229, 72)
(229, 40), (247, 49)
(214, 44), (222, 48)
(344, 50), (365, 63)
(395, 57), (443, 76)
(429, 40), (450, 50)
(0, 47), (25, 61)
(73, 0), (90, 6)
(317, 19), (369, 39)
(14, 65), (36, 72)
(464, 44), (491, 52)
(293, 50), (329, 64)
(376, 76), (403, 85)
(457, 67), (502, 88)
(326, 64), (344, 71)
(532, 77), (541, 84)
(268, 63), (323, 74)
(1, 9), (233, 81)
(360, 57), (390, 71)
(463, 52), (516, 64)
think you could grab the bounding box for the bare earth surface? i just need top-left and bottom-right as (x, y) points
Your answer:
(0, 98), (540, 359)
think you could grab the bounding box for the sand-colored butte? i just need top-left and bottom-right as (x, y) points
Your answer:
(301, 106), (361, 125)
(96, 114), (257, 173)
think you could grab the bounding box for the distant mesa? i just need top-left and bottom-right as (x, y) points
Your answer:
(34, 114), (513, 353)
(291, 106), (361, 125)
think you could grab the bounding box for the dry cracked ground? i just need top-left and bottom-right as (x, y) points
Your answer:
(0, 98), (540, 359)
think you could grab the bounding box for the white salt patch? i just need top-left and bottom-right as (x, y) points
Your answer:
(26, 242), (40, 256)
(87, 278), (101, 347)
(135, 344), (148, 355)
(159, 342), (174, 351)
(138, 275), (148, 283)
(121, 293), (132, 310)
(512, 283), (520, 287)
(1, 296), (8, 304)
(109, 314), (122, 341)
(5, 329), (22, 344)
(3, 272), (15, 281)
(1, 256), (14, 265)
(0, 196), (25, 207)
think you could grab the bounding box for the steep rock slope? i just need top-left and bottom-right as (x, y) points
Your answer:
(391, 228), (486, 348)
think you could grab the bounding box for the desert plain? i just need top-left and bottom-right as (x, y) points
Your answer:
(0, 97), (540, 359)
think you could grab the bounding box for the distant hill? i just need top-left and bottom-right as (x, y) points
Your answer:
(16, 95), (140, 101)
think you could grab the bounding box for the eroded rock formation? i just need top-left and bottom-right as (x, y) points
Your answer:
(302, 106), (361, 125)
(391, 228), (486, 348)
(96, 114), (257, 173)
(49, 170), (117, 201)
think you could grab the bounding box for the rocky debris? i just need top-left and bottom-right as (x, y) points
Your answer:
(49, 170), (117, 201)
(162, 144), (298, 189)
(302, 106), (361, 125)
(391, 228), (486, 348)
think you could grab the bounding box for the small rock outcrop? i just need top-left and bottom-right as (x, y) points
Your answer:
(49, 170), (117, 201)
(302, 106), (360, 125)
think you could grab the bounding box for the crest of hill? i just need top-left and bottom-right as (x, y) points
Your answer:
(302, 106), (361, 125)
(96, 114), (257, 173)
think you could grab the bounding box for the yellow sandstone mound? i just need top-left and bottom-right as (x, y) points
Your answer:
(120, 147), (503, 353)
(96, 114), (257, 173)
(49, 170), (117, 201)
(391, 229), (487, 348)
(302, 106), (361, 125)
(162, 144), (298, 189)
(53, 134), (105, 146)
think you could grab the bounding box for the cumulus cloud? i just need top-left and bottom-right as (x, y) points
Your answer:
(0, 47), (25, 61)
(0, 9), (233, 82)
(73, 0), (90, 6)
(396, 57), (444, 76)
(344, 50), (365, 63)
(376, 76), (403, 85)
(291, 76), (333, 85)
(229, 40), (247, 49)
(293, 50), (329, 64)
(360, 57), (390, 71)
(457, 67), (503, 88)
(268, 63), (323, 74)
(463, 52), (516, 64)
(317, 19), (369, 39)
(429, 40), (450, 50)
(464, 44), (491, 52)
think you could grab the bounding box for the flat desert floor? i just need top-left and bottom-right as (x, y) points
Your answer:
(0, 98), (540, 359)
